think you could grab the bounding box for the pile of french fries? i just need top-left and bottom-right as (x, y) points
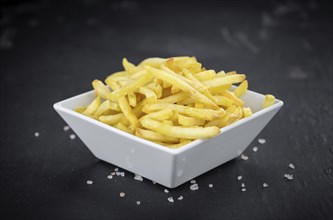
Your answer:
(76, 57), (275, 148)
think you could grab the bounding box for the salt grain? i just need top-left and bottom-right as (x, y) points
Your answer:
(241, 183), (245, 188)
(237, 176), (242, 181)
(152, 181), (156, 184)
(164, 189), (169, 193)
(289, 163), (295, 169)
(178, 196), (183, 200)
(114, 168), (119, 171)
(209, 184), (213, 188)
(284, 174), (293, 180)
(190, 179), (196, 184)
(168, 197), (174, 203)
(63, 125), (70, 131)
(263, 183), (268, 188)
(86, 180), (93, 185)
(111, 172), (116, 176)
(241, 154), (249, 160)
(34, 132), (40, 137)
(252, 146), (258, 152)
(136, 201), (141, 205)
(258, 138), (266, 144)
(119, 192), (125, 198)
(69, 134), (76, 140)
(190, 183), (199, 191)
(134, 174), (143, 181)
(107, 175), (113, 179)
(241, 188), (246, 192)
(116, 172), (125, 177)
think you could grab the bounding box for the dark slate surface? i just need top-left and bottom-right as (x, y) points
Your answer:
(0, 0), (332, 219)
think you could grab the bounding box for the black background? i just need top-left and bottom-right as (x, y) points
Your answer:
(0, 0), (332, 219)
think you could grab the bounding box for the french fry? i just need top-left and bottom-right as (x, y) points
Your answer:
(118, 96), (139, 130)
(243, 107), (252, 117)
(138, 87), (157, 104)
(109, 72), (154, 99)
(194, 70), (216, 81)
(140, 117), (220, 139)
(128, 92), (137, 107)
(233, 80), (248, 97)
(135, 128), (179, 143)
(142, 103), (224, 120)
(92, 80), (111, 100)
(214, 96), (233, 108)
(114, 122), (133, 134)
(263, 94), (275, 108)
(221, 90), (244, 107)
(202, 74), (246, 88)
(83, 96), (101, 116)
(157, 91), (188, 104)
(141, 109), (173, 121)
(99, 113), (123, 125)
(178, 114), (205, 126)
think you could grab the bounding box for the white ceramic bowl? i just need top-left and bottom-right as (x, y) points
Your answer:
(54, 89), (283, 188)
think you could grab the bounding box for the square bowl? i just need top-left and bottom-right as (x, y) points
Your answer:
(54, 89), (283, 188)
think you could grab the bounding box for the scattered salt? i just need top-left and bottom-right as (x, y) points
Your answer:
(190, 179), (196, 184)
(111, 172), (116, 176)
(69, 134), (76, 140)
(134, 174), (143, 181)
(289, 163), (295, 169)
(241, 188), (246, 192)
(164, 189), (169, 193)
(34, 132), (40, 137)
(258, 138), (266, 144)
(252, 146), (258, 152)
(107, 175), (113, 179)
(241, 183), (245, 188)
(237, 176), (242, 181)
(86, 180), (93, 185)
(168, 197), (174, 203)
(178, 196), (183, 200)
(116, 172), (125, 177)
(190, 183), (199, 191)
(114, 168), (119, 171)
(284, 174), (293, 180)
(63, 125), (70, 131)
(241, 154), (249, 160)
(263, 183), (268, 188)
(209, 184), (213, 188)
(136, 201), (141, 205)
(119, 192), (125, 198)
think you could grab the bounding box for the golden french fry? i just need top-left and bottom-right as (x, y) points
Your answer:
(138, 87), (157, 104)
(83, 96), (101, 116)
(139, 57), (167, 68)
(92, 80), (111, 100)
(140, 117), (220, 139)
(194, 70), (216, 81)
(109, 72), (154, 99)
(75, 106), (87, 113)
(221, 90), (244, 107)
(214, 96), (233, 108)
(141, 109), (173, 121)
(157, 91), (187, 104)
(94, 100), (114, 117)
(243, 107), (252, 117)
(135, 128), (179, 143)
(142, 103), (224, 120)
(118, 96), (139, 130)
(162, 120), (173, 126)
(202, 74), (246, 88)
(114, 122), (133, 134)
(263, 94), (275, 108)
(128, 92), (137, 107)
(178, 114), (205, 126)
(99, 113), (123, 125)
(209, 84), (232, 94)
(167, 140), (192, 149)
(122, 58), (142, 74)
(233, 80), (248, 97)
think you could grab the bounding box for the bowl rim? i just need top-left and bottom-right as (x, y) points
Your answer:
(54, 89), (283, 156)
